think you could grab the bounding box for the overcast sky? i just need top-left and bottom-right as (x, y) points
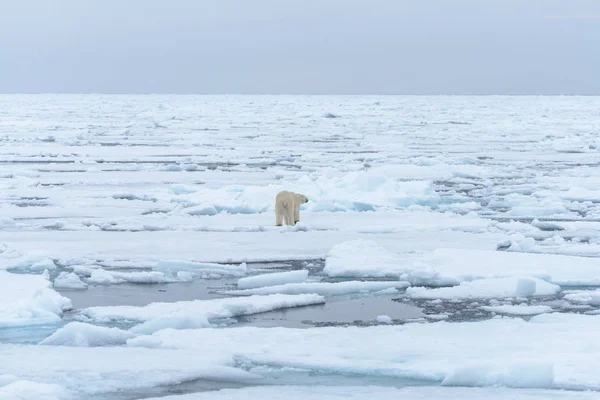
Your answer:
(0, 0), (598, 94)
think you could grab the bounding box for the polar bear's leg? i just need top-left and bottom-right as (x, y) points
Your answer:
(275, 191), (287, 226)
(294, 202), (300, 223)
(275, 207), (283, 226)
(286, 206), (295, 226)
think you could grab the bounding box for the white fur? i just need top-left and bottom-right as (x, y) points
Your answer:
(275, 190), (308, 226)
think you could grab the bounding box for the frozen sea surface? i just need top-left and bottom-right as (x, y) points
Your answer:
(2, 95), (600, 399)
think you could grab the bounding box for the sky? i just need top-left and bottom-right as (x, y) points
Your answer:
(0, 0), (598, 94)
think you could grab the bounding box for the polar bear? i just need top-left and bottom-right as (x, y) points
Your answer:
(275, 190), (308, 226)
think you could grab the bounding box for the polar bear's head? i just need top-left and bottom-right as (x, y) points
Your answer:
(296, 193), (309, 203)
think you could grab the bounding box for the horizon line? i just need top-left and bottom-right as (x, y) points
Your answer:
(1, 93), (599, 96)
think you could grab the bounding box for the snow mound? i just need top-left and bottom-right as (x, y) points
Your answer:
(0, 271), (72, 327)
(442, 362), (554, 388)
(53, 272), (87, 290)
(237, 270), (309, 290)
(481, 304), (554, 316)
(224, 281), (410, 297)
(82, 294), (326, 329)
(40, 322), (136, 347)
(406, 277), (560, 299)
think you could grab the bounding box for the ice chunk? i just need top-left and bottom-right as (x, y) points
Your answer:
(0, 271), (72, 327)
(184, 205), (218, 216)
(157, 260), (248, 277)
(129, 311), (210, 335)
(406, 277), (560, 299)
(82, 294), (326, 328)
(376, 315), (392, 324)
(88, 269), (119, 285)
(87, 268), (176, 285)
(40, 322), (136, 347)
(514, 278), (537, 297)
(224, 281), (410, 297)
(237, 270), (309, 290)
(53, 272), (88, 290)
(563, 289), (600, 306)
(481, 304), (553, 316)
(176, 271), (194, 282)
(442, 362), (554, 389)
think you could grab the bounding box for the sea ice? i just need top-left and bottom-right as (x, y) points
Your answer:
(82, 294), (326, 329)
(237, 270), (309, 290)
(480, 304), (554, 316)
(224, 281), (410, 297)
(142, 386), (600, 400)
(0, 271), (72, 327)
(53, 272), (87, 290)
(40, 322), (136, 347)
(406, 277), (560, 299)
(126, 312), (600, 390)
(376, 315), (392, 324)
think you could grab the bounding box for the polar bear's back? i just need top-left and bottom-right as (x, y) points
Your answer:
(276, 190), (293, 208)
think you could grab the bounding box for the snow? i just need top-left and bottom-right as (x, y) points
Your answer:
(324, 240), (405, 278)
(480, 305), (554, 316)
(0, 271), (72, 327)
(82, 294), (326, 328)
(143, 386), (600, 400)
(442, 362), (554, 388)
(224, 281), (410, 297)
(406, 277), (560, 299)
(53, 272), (87, 290)
(3, 95), (600, 397)
(563, 289), (600, 306)
(125, 312), (600, 391)
(40, 322), (136, 347)
(87, 268), (177, 284)
(325, 242), (600, 286)
(0, 380), (73, 400)
(157, 260), (248, 277)
(376, 315), (392, 324)
(237, 270), (309, 290)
